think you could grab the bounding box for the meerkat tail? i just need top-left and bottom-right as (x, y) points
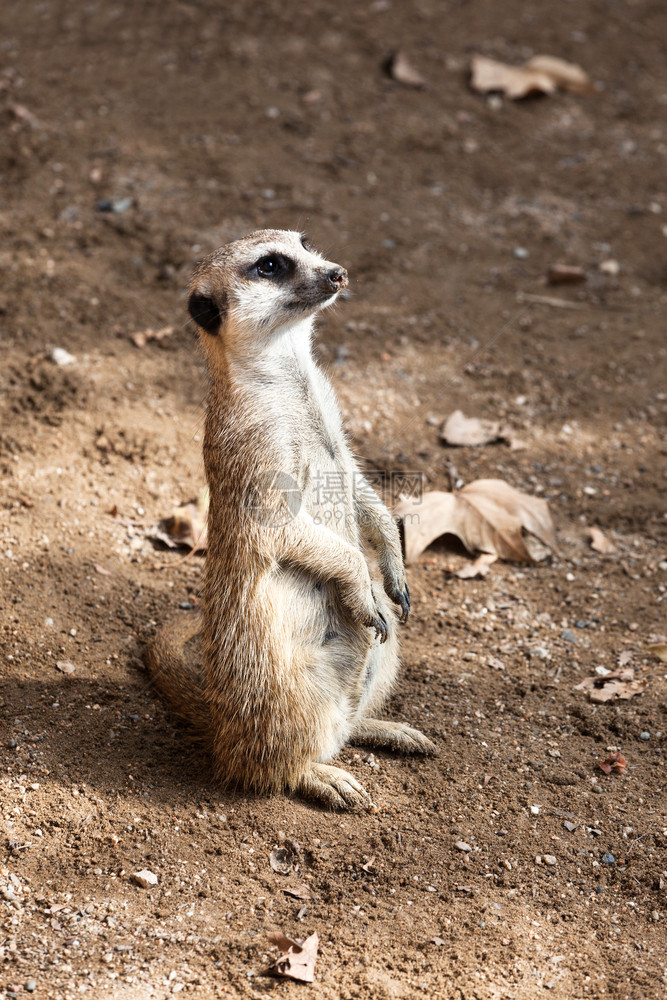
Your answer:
(144, 612), (209, 734)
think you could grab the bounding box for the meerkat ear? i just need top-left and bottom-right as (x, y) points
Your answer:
(187, 290), (226, 335)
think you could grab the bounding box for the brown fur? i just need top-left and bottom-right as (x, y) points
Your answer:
(144, 230), (434, 808)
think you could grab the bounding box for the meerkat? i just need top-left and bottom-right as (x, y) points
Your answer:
(145, 229), (434, 809)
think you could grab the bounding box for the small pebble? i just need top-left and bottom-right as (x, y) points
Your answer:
(601, 852), (615, 865)
(455, 840), (472, 853)
(132, 869), (158, 888)
(640, 731), (650, 741)
(179, 601), (194, 610)
(564, 821), (577, 832)
(530, 805), (540, 815)
(561, 629), (577, 643)
(25, 983), (37, 994)
(595, 665), (611, 676)
(513, 246), (529, 259)
(51, 347), (76, 367)
(544, 854), (557, 866)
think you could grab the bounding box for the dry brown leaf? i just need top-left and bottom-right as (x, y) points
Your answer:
(598, 752), (627, 776)
(153, 487), (209, 551)
(587, 526), (616, 554)
(573, 668), (646, 703)
(647, 641), (667, 663)
(262, 931), (318, 983)
(470, 53), (592, 100)
(396, 479), (556, 565)
(456, 552), (498, 579)
(387, 51), (425, 88)
(440, 410), (514, 448)
(547, 264), (586, 285)
(129, 326), (174, 348)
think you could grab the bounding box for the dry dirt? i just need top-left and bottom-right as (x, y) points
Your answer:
(1, 2), (666, 998)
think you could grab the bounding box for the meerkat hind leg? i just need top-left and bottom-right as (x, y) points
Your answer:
(294, 762), (375, 811)
(351, 719), (436, 754)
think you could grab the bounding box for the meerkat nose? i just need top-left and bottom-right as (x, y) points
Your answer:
(327, 267), (348, 291)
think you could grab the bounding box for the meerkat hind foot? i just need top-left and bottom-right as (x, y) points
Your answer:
(351, 719), (436, 755)
(295, 762), (375, 812)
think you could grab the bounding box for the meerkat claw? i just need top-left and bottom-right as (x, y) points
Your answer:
(368, 609), (388, 643)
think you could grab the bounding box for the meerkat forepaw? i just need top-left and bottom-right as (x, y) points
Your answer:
(351, 719), (436, 755)
(296, 763), (375, 811)
(365, 607), (388, 643)
(387, 582), (410, 623)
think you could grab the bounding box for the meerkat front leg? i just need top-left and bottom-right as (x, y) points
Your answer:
(354, 476), (410, 622)
(351, 719), (436, 754)
(293, 762), (375, 811)
(275, 510), (390, 641)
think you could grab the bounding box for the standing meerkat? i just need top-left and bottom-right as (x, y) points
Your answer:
(145, 229), (434, 808)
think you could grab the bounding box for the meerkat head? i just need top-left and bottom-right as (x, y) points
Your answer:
(187, 229), (348, 351)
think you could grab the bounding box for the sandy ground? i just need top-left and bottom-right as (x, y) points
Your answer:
(1, 1), (666, 997)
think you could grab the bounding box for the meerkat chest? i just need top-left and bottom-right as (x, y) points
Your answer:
(296, 374), (357, 537)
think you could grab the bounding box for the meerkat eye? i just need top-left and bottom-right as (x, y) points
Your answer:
(255, 254), (283, 278)
(300, 235), (309, 250)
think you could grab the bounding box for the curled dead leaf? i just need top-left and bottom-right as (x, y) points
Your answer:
(587, 526), (616, 555)
(574, 669), (646, 703)
(262, 931), (318, 983)
(470, 53), (592, 99)
(598, 751), (627, 776)
(395, 479), (556, 565)
(387, 51), (425, 88)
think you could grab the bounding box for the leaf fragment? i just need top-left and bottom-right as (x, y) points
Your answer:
(128, 326), (174, 348)
(270, 847), (295, 876)
(387, 51), (426, 88)
(587, 526), (616, 554)
(456, 552), (498, 579)
(262, 931), (318, 983)
(282, 884), (311, 900)
(152, 487), (209, 551)
(573, 669), (646, 703)
(396, 479), (556, 565)
(598, 752), (627, 776)
(470, 53), (592, 100)
(547, 264), (587, 285)
(440, 410), (513, 447)
(647, 641), (667, 663)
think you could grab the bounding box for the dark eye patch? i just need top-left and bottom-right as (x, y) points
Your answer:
(300, 235), (309, 250)
(248, 253), (294, 282)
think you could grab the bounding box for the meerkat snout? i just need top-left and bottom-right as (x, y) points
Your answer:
(327, 267), (348, 292)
